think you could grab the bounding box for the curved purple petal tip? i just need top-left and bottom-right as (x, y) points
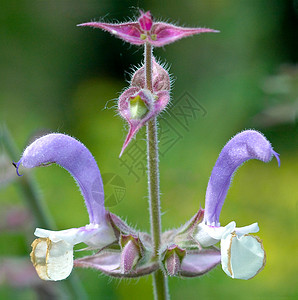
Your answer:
(204, 130), (279, 226)
(13, 161), (23, 177)
(272, 150), (280, 167)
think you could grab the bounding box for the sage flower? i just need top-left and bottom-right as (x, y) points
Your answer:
(16, 134), (116, 281)
(195, 130), (280, 279)
(77, 10), (218, 47)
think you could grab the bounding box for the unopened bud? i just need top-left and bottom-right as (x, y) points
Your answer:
(138, 11), (153, 32)
(162, 244), (186, 276)
(118, 85), (169, 156)
(131, 58), (170, 92)
(120, 235), (144, 274)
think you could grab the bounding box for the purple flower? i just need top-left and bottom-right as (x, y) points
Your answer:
(77, 10), (219, 47)
(195, 130), (280, 279)
(16, 133), (116, 280)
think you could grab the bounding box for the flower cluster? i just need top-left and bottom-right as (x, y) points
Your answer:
(16, 130), (278, 280)
(15, 10), (279, 286)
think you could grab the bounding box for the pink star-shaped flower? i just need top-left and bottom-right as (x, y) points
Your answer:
(78, 10), (219, 47)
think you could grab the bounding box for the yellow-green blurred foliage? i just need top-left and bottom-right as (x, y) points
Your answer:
(0, 1), (297, 299)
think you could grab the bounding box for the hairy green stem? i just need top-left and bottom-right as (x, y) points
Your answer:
(147, 118), (161, 256)
(145, 44), (169, 299)
(0, 125), (87, 300)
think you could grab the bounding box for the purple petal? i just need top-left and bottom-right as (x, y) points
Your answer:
(204, 130), (279, 226)
(18, 133), (105, 224)
(74, 252), (158, 278)
(77, 21), (145, 45)
(179, 248), (221, 277)
(75, 252), (121, 273)
(150, 22), (219, 47)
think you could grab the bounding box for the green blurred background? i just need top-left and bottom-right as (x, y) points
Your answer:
(0, 0), (297, 299)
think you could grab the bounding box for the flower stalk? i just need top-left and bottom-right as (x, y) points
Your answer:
(145, 43), (169, 299)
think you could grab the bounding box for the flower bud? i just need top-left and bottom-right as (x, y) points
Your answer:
(131, 58), (171, 92)
(120, 234), (144, 274)
(138, 10), (153, 32)
(162, 245), (186, 276)
(118, 60), (170, 156)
